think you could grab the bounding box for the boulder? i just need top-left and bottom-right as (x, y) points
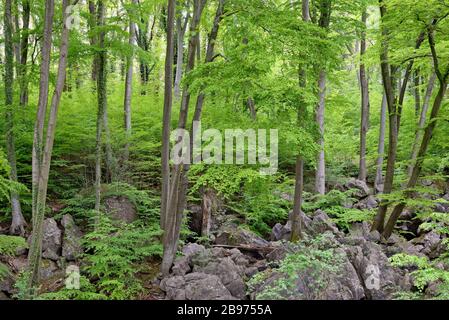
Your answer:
(161, 272), (235, 300)
(354, 195), (379, 210)
(193, 256), (246, 299)
(345, 178), (371, 198)
(252, 247), (365, 300)
(411, 231), (444, 259)
(310, 210), (343, 237)
(104, 196), (137, 223)
(41, 218), (62, 261)
(270, 211), (313, 241)
(61, 214), (83, 261)
(215, 223), (269, 247)
(345, 239), (410, 299)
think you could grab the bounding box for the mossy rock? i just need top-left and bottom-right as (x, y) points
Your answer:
(0, 235), (28, 257)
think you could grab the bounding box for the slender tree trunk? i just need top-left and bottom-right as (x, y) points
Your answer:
(408, 72), (436, 178)
(315, 70), (326, 195)
(174, 13), (189, 100)
(372, 3), (426, 232)
(160, 0), (176, 232)
(32, 0), (54, 229)
(88, 0), (97, 82)
(123, 1), (137, 167)
(414, 70), (421, 117)
(19, 0), (30, 106)
(4, 0), (26, 236)
(290, 0), (310, 242)
(358, 9), (369, 182)
(160, 0), (176, 274)
(27, 0), (70, 292)
(314, 0), (331, 195)
(383, 80), (447, 239)
(374, 93), (387, 194)
(161, 0), (211, 276)
(95, 0), (106, 211)
(246, 97), (256, 120)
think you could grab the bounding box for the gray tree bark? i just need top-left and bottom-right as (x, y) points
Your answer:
(19, 0), (30, 106)
(374, 93), (387, 194)
(32, 0), (54, 229)
(407, 72), (436, 178)
(174, 12), (189, 100)
(358, 9), (370, 182)
(290, 0), (310, 242)
(95, 0), (106, 211)
(27, 0), (71, 293)
(123, 0), (138, 168)
(4, 0), (26, 236)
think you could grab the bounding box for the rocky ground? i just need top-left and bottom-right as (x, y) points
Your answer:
(1, 178), (448, 300)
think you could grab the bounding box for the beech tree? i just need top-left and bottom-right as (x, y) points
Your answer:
(4, 0), (26, 236)
(27, 0), (73, 292)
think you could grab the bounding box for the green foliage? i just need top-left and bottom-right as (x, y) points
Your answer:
(81, 213), (162, 299)
(248, 235), (343, 300)
(37, 276), (107, 300)
(190, 165), (291, 236)
(302, 189), (374, 230)
(0, 262), (10, 281)
(390, 253), (449, 299)
(0, 235), (28, 256)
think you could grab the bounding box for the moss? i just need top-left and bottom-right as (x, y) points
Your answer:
(0, 235), (28, 256)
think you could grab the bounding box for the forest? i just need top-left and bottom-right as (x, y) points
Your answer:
(0, 0), (449, 301)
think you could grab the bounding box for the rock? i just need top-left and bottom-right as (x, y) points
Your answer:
(187, 204), (203, 235)
(61, 214), (83, 261)
(270, 211), (313, 241)
(0, 291), (9, 300)
(40, 259), (61, 281)
(345, 239), (409, 299)
(41, 218), (62, 261)
(215, 223), (269, 247)
(412, 231), (444, 259)
(349, 222), (381, 242)
(253, 247), (365, 300)
(434, 194), (449, 213)
(161, 272), (235, 300)
(104, 196), (137, 223)
(310, 210), (343, 237)
(345, 178), (371, 198)
(320, 248), (366, 300)
(354, 195), (379, 210)
(193, 257), (246, 299)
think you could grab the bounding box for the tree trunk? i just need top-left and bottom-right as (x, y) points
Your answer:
(290, 0), (310, 242)
(123, 1), (137, 167)
(4, 0), (26, 236)
(381, 27), (449, 239)
(88, 0), (98, 82)
(19, 0), (31, 106)
(414, 70), (421, 117)
(374, 93), (387, 194)
(160, 0), (176, 233)
(314, 0), (331, 195)
(95, 0), (106, 211)
(32, 0), (54, 229)
(27, 0), (70, 292)
(174, 13), (189, 100)
(408, 72), (436, 178)
(371, 3), (426, 233)
(358, 9), (369, 182)
(315, 69), (326, 195)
